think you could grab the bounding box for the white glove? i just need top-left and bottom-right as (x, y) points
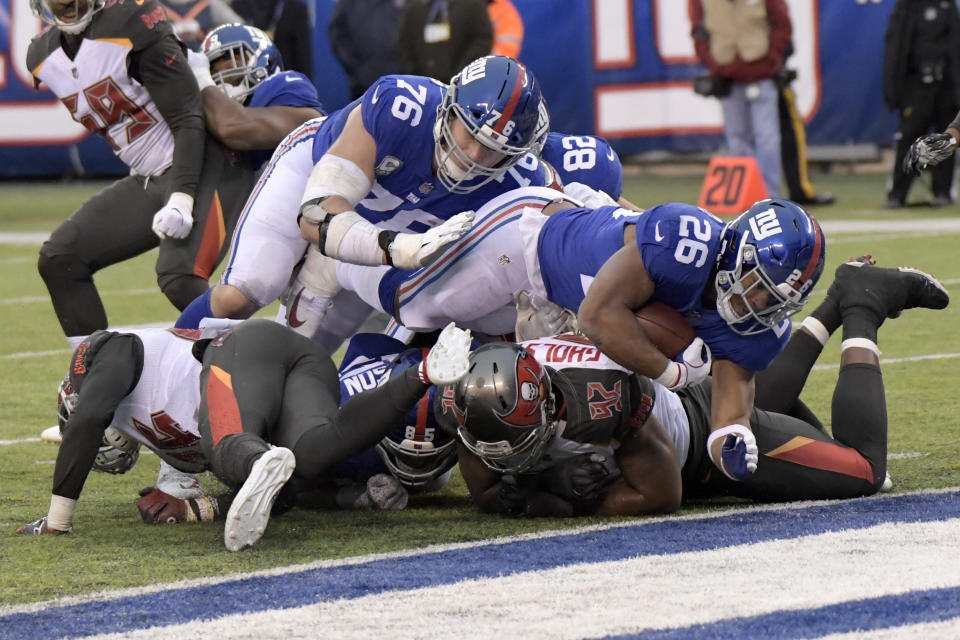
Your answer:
(387, 210), (475, 269)
(654, 337), (711, 391)
(515, 292), (576, 340)
(151, 192), (195, 240)
(422, 322), (472, 384)
(561, 181), (616, 209)
(186, 49), (215, 91)
(707, 424), (759, 481)
(337, 474), (409, 510)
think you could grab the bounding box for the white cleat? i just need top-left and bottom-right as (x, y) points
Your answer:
(224, 447), (296, 552)
(425, 322), (472, 384)
(880, 472), (894, 493)
(157, 459), (204, 499)
(40, 426), (63, 444)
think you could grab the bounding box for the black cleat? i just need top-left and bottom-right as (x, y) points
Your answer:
(829, 260), (950, 324)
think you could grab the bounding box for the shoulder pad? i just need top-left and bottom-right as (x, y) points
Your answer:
(26, 29), (62, 76)
(87, 0), (173, 50)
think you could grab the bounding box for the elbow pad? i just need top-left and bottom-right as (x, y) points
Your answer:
(300, 154), (373, 210)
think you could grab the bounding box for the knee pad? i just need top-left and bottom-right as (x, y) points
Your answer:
(159, 274), (210, 311)
(37, 249), (93, 288)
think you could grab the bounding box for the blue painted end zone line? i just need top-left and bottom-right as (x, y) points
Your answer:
(605, 585), (960, 640)
(4, 490), (959, 639)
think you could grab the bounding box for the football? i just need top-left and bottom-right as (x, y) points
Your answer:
(634, 301), (695, 359)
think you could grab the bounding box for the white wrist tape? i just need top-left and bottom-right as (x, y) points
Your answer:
(167, 192), (195, 213)
(323, 211), (385, 265)
(654, 361), (681, 388)
(706, 423), (752, 454)
(47, 494), (77, 532)
(301, 154), (373, 207)
(841, 337), (881, 357)
(800, 316), (831, 346)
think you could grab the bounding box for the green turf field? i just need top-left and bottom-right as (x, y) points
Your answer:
(1, 172), (957, 605)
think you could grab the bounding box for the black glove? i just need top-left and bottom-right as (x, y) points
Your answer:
(903, 132), (957, 176)
(539, 452), (622, 502)
(497, 475), (574, 518)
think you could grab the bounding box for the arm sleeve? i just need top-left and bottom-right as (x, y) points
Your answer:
(52, 337), (142, 500)
(135, 36), (205, 198)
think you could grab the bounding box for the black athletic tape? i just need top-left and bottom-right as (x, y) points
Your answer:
(187, 498), (202, 522)
(378, 230), (399, 267)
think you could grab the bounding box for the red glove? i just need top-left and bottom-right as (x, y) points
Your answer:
(137, 486), (188, 524)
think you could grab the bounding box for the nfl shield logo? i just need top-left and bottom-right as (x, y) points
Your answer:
(419, 182), (434, 194)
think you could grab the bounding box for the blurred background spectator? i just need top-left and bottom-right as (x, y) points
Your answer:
(398, 0), (492, 82)
(777, 43), (835, 205)
(690, 0), (792, 198)
(487, 0), (523, 58)
(329, 0), (405, 100)
(232, 0), (315, 79)
(883, 0), (960, 208)
(159, 0), (243, 51)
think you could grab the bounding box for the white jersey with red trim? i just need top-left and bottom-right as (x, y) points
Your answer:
(34, 39), (173, 176)
(109, 329), (205, 471)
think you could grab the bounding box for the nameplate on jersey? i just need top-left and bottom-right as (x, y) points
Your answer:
(521, 335), (629, 373)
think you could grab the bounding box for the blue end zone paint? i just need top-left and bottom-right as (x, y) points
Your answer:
(602, 585), (960, 639)
(4, 490), (959, 638)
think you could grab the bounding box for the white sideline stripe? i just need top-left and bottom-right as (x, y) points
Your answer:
(888, 451), (929, 459)
(1, 288), (157, 305)
(1, 322), (172, 360)
(0, 438), (41, 445)
(2, 219), (957, 247)
(86, 519), (960, 640)
(3, 488), (958, 618)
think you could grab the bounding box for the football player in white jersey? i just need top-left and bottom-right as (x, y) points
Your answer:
(27, 0), (255, 345)
(16, 320), (471, 551)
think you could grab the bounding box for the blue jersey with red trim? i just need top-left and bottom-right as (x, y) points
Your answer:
(542, 133), (623, 199)
(539, 202), (790, 371)
(309, 74), (549, 233)
(245, 70), (325, 169)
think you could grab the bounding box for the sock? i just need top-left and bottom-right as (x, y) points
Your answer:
(176, 288), (213, 329)
(808, 296), (842, 337)
(841, 307), (878, 343)
(336, 262), (391, 313)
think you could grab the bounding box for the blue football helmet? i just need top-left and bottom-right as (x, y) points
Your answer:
(31, 0), (105, 34)
(57, 374), (140, 474)
(434, 56), (550, 193)
(715, 199), (826, 335)
(202, 24), (283, 103)
(376, 348), (458, 488)
(450, 343), (557, 474)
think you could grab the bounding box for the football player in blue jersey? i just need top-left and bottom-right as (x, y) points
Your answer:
(175, 55), (550, 353)
(187, 23), (325, 170)
(540, 132), (624, 202)
(446, 253), (950, 516)
(293, 189), (826, 484)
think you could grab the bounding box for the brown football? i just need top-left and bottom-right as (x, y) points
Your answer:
(635, 301), (696, 359)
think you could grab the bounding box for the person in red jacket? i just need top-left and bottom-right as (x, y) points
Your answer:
(689, 0), (792, 198)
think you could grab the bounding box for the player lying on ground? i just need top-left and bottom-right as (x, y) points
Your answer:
(16, 321), (471, 550)
(137, 332), (464, 521)
(441, 258), (949, 516)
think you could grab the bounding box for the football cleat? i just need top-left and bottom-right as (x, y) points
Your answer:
(40, 425), (62, 444)
(224, 447), (295, 552)
(156, 459), (204, 500)
(830, 260), (950, 324)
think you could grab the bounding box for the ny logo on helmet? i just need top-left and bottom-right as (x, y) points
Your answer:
(749, 209), (783, 240)
(461, 58), (487, 85)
